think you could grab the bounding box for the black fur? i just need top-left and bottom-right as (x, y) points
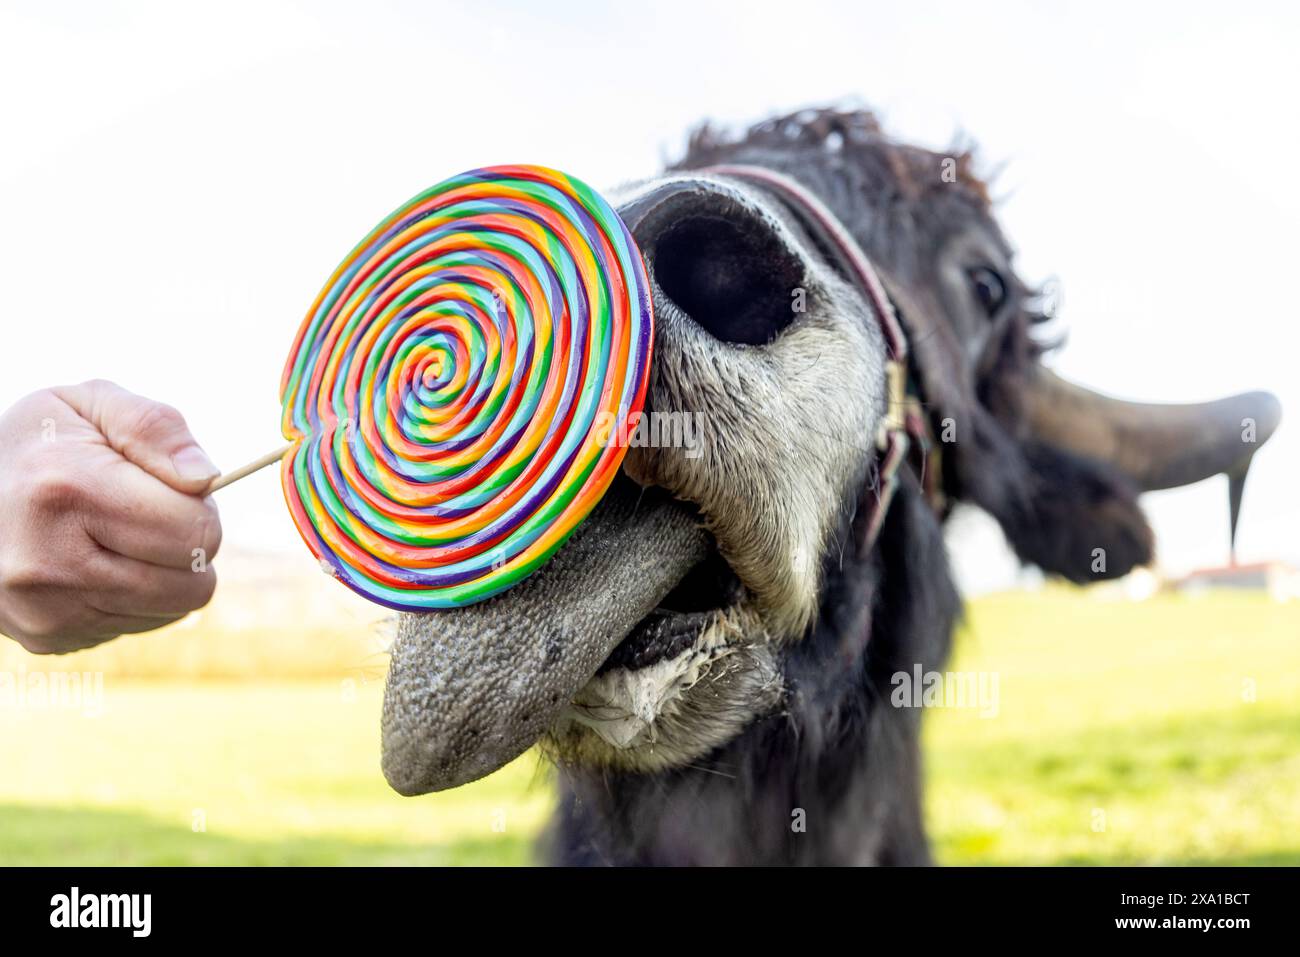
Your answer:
(545, 109), (1149, 865)
(676, 108), (1156, 584)
(547, 479), (957, 865)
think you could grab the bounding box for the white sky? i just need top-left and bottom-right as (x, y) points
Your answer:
(1, 0), (1295, 592)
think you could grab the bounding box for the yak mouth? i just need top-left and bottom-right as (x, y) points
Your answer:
(381, 468), (757, 795)
(596, 527), (746, 675)
(544, 479), (761, 764)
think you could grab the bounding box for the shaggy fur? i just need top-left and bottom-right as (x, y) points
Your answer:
(545, 108), (1151, 864)
(675, 108), (1155, 580)
(384, 108), (1169, 863)
(548, 478), (957, 865)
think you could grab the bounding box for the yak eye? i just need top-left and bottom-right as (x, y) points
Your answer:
(967, 266), (1007, 317)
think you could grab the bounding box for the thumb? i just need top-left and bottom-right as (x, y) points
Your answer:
(57, 379), (221, 495)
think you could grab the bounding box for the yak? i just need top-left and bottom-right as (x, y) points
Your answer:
(379, 109), (1281, 865)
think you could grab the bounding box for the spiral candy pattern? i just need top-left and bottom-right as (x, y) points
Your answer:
(279, 165), (653, 610)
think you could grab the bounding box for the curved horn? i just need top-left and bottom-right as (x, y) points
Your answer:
(1023, 368), (1282, 492)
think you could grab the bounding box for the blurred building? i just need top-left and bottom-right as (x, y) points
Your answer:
(1172, 561), (1300, 602)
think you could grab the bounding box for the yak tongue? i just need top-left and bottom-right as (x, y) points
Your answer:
(381, 478), (709, 795)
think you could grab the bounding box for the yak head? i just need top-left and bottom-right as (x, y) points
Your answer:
(381, 109), (1281, 793)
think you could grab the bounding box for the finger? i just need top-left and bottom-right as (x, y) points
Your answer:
(25, 613), (185, 654)
(2, 589), (194, 654)
(55, 379), (221, 495)
(86, 550), (218, 619)
(83, 460), (223, 568)
(86, 610), (194, 636)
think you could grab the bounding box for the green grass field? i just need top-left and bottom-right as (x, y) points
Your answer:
(1, 589), (1297, 865)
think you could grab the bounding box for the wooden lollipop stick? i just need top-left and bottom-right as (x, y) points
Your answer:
(206, 443), (294, 493)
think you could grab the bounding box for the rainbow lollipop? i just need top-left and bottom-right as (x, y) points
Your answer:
(223, 165), (654, 609)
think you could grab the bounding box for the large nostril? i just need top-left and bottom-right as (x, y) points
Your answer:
(651, 214), (802, 346)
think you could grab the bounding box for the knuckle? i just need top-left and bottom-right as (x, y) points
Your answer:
(195, 505), (223, 560)
(66, 378), (124, 414)
(174, 567), (217, 613)
(193, 568), (218, 607)
(128, 400), (187, 442)
(0, 554), (57, 594)
(8, 612), (64, 652)
(26, 464), (88, 514)
(16, 633), (58, 655)
(78, 378), (119, 397)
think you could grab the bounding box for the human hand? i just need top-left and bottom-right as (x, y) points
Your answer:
(0, 380), (222, 653)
